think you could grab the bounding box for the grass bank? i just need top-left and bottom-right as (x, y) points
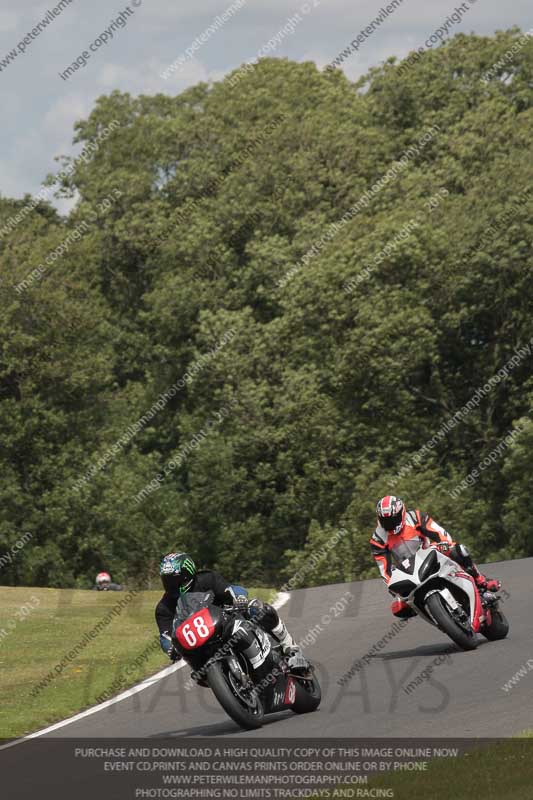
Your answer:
(0, 585), (273, 739)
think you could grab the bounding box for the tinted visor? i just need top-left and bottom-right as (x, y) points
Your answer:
(380, 509), (404, 532)
(161, 573), (190, 596)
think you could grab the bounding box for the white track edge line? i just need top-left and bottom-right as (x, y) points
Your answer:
(0, 591), (290, 751)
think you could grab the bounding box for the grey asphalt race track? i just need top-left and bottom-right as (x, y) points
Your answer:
(42, 558), (533, 738)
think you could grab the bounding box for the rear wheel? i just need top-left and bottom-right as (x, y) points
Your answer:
(483, 610), (509, 641)
(206, 661), (264, 730)
(291, 673), (322, 714)
(425, 592), (477, 651)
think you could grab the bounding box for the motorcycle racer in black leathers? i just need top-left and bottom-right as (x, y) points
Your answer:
(155, 552), (301, 679)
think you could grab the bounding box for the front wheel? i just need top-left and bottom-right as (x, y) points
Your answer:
(291, 673), (322, 714)
(425, 592), (477, 651)
(206, 661), (264, 730)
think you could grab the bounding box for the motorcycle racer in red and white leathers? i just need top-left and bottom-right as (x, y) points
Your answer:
(370, 496), (500, 618)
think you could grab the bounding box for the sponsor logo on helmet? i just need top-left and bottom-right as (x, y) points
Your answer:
(182, 557), (196, 575)
(160, 553), (182, 574)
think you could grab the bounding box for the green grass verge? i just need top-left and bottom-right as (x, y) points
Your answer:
(309, 736), (533, 800)
(0, 585), (274, 740)
(366, 737), (533, 799)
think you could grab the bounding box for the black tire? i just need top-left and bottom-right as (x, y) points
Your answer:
(291, 674), (322, 714)
(483, 610), (509, 641)
(425, 592), (477, 651)
(206, 661), (264, 730)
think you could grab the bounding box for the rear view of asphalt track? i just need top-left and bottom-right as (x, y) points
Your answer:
(41, 557), (533, 738)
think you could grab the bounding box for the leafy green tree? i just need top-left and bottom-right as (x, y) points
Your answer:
(1, 32), (533, 587)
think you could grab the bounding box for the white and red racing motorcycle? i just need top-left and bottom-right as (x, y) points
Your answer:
(388, 540), (509, 650)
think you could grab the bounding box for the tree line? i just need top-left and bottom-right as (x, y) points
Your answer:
(1, 29), (532, 588)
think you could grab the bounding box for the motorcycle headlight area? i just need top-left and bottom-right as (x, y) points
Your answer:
(419, 549), (440, 581)
(389, 580), (417, 598)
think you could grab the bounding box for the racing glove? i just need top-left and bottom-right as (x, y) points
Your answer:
(159, 632), (180, 662)
(233, 594), (250, 612)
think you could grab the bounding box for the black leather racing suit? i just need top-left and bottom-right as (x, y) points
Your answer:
(155, 569), (292, 677)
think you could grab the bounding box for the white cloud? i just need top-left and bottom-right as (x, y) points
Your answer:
(42, 94), (91, 140)
(97, 58), (212, 95)
(0, 10), (19, 33)
(157, 58), (213, 90)
(0, 0), (530, 210)
(97, 62), (160, 94)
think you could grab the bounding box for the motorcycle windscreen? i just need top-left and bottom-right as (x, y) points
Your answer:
(173, 592), (217, 650)
(174, 591), (215, 625)
(389, 535), (424, 572)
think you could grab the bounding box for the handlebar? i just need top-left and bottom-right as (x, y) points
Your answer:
(222, 603), (245, 614)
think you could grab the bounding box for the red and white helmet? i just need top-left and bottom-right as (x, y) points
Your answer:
(96, 571), (111, 586)
(377, 495), (406, 535)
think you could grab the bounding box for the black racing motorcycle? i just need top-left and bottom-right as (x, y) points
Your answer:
(172, 591), (321, 729)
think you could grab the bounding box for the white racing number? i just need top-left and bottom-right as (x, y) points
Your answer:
(181, 614), (211, 647)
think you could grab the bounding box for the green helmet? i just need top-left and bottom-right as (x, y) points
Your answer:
(160, 552), (197, 595)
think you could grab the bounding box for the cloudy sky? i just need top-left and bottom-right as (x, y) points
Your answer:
(0, 0), (530, 212)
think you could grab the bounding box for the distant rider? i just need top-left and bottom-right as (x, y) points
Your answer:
(92, 571), (123, 591)
(370, 496), (500, 618)
(155, 552), (302, 668)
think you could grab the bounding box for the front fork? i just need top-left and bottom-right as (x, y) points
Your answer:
(227, 654), (254, 690)
(425, 587), (471, 629)
(480, 590), (501, 628)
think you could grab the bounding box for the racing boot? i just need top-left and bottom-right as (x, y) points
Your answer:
(451, 545), (501, 593)
(266, 619), (309, 672)
(248, 600), (303, 657)
(271, 619), (303, 656)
